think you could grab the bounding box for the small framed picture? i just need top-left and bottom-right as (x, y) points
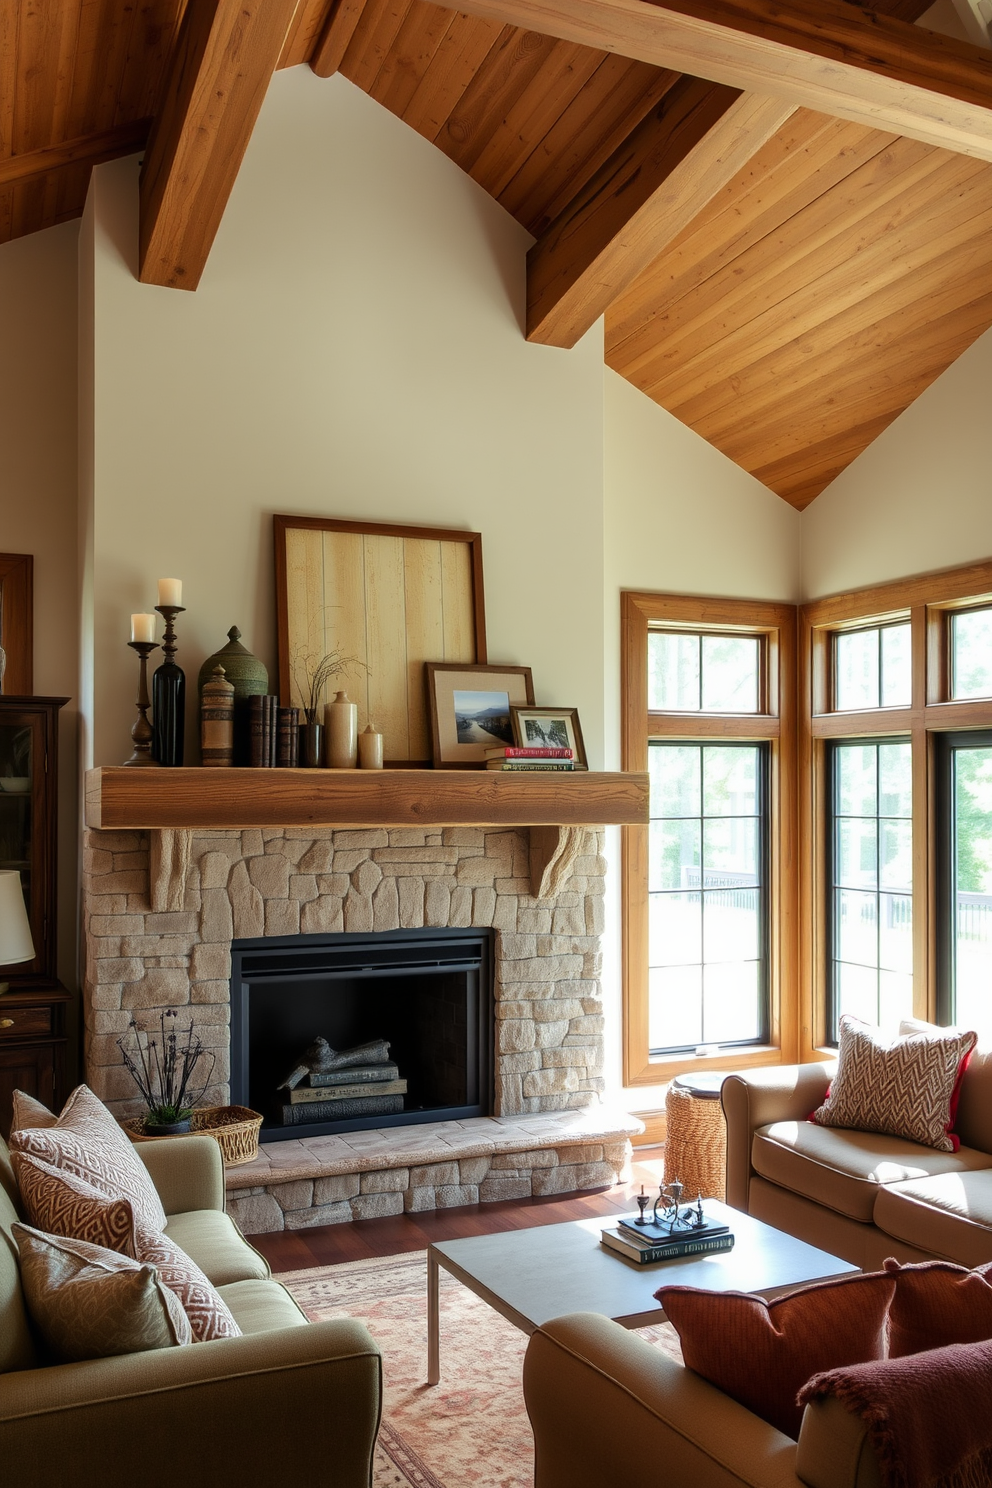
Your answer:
(511, 706), (587, 767)
(426, 663), (535, 767)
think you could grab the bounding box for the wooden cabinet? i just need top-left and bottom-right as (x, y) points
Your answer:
(0, 696), (70, 1135)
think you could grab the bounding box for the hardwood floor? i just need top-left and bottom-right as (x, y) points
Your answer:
(254, 1146), (667, 1271)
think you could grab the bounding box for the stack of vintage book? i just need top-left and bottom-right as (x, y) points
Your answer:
(485, 746), (574, 772)
(600, 1207), (734, 1264)
(247, 695), (300, 767)
(277, 1037), (406, 1126)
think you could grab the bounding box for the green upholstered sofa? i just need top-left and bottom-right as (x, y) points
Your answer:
(0, 1133), (382, 1488)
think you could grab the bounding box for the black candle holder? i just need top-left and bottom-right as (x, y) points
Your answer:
(123, 640), (160, 767)
(153, 604), (186, 766)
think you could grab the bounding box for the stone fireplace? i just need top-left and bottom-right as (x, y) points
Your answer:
(81, 821), (640, 1230)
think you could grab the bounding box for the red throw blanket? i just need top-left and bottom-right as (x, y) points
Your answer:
(798, 1340), (992, 1488)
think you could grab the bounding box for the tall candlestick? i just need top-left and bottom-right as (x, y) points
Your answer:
(157, 578), (183, 607)
(130, 613), (156, 644)
(123, 640), (160, 767)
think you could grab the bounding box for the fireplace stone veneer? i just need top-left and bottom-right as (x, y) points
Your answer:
(81, 823), (629, 1224)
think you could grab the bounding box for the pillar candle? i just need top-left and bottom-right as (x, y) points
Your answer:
(157, 578), (183, 606)
(130, 613), (156, 643)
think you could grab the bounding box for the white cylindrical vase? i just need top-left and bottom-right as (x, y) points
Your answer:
(359, 724), (384, 770)
(324, 692), (358, 768)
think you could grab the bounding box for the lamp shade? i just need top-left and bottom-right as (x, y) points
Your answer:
(0, 870), (34, 965)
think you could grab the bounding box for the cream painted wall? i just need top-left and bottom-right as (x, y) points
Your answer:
(0, 221), (80, 997)
(81, 68), (606, 769)
(601, 367), (800, 1109)
(802, 324), (992, 600)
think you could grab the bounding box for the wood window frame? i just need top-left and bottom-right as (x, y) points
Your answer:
(621, 592), (798, 1088)
(800, 558), (992, 1059)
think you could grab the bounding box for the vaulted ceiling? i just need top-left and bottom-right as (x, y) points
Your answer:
(2, 0), (991, 507)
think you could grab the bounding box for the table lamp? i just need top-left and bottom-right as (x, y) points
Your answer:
(0, 869), (34, 993)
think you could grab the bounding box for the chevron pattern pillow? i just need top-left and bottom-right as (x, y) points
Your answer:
(811, 1016), (977, 1152)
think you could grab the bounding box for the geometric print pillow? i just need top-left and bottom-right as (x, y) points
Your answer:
(11, 1152), (137, 1255)
(134, 1229), (241, 1343)
(811, 1015), (978, 1152)
(9, 1084), (167, 1234)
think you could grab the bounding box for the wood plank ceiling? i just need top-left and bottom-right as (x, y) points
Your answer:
(2, 0), (990, 507)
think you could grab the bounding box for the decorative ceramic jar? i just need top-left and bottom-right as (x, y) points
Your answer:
(325, 691), (358, 767)
(197, 627), (268, 766)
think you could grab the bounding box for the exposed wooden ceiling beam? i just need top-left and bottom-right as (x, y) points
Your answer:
(527, 83), (794, 345)
(311, 0), (368, 76)
(139, 0), (299, 290)
(0, 123), (154, 190)
(438, 0), (992, 160)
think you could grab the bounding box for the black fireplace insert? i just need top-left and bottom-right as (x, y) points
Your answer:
(229, 928), (494, 1141)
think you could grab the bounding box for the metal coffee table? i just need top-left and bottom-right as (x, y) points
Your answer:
(426, 1199), (857, 1383)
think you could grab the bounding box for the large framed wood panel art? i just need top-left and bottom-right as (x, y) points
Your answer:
(274, 517), (486, 766)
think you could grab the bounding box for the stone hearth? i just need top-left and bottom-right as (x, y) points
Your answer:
(81, 822), (626, 1224)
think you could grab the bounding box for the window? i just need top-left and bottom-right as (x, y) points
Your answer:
(829, 740), (913, 1038)
(802, 562), (992, 1055)
(938, 734), (992, 1039)
(834, 623), (911, 710)
(622, 594), (795, 1087)
(649, 742), (767, 1052)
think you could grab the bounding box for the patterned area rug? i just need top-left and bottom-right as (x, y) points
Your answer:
(281, 1251), (683, 1488)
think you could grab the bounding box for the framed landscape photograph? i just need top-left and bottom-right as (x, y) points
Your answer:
(426, 663), (534, 767)
(511, 705), (586, 767)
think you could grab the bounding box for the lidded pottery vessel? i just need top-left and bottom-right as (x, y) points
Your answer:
(197, 627), (268, 766)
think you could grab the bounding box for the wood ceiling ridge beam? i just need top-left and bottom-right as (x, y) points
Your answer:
(607, 135), (959, 373)
(441, 0), (992, 160)
(630, 182), (992, 399)
(0, 121), (153, 190)
(139, 0), (300, 290)
(526, 83), (797, 345)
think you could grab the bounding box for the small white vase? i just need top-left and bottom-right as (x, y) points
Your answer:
(324, 692), (358, 768)
(359, 724), (384, 770)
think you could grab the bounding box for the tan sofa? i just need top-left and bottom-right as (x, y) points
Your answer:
(524, 1312), (884, 1487)
(0, 1133), (382, 1488)
(723, 1051), (992, 1269)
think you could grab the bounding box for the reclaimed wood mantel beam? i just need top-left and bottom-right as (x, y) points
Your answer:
(434, 0), (992, 161)
(139, 0), (299, 290)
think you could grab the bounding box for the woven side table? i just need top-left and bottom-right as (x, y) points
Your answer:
(664, 1073), (728, 1200)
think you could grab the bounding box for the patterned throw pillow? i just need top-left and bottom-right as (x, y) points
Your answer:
(11, 1089), (59, 1130)
(134, 1229), (242, 1343)
(9, 1084), (167, 1234)
(810, 1016), (977, 1152)
(885, 1258), (992, 1357)
(656, 1271), (895, 1439)
(13, 1222), (192, 1362)
(12, 1152), (137, 1255)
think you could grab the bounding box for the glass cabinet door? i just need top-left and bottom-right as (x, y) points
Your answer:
(0, 707), (45, 980)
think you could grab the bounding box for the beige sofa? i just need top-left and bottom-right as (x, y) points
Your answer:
(0, 1133), (382, 1488)
(723, 1051), (992, 1269)
(524, 1312), (884, 1487)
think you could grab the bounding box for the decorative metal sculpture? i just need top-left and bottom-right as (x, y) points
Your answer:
(631, 1179), (710, 1235)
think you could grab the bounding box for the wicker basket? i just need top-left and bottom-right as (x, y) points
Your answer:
(663, 1082), (727, 1200)
(123, 1106), (263, 1167)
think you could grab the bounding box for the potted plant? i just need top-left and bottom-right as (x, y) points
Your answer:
(117, 1010), (216, 1135)
(291, 644), (367, 766)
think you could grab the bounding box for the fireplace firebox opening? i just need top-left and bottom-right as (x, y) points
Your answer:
(230, 929), (494, 1140)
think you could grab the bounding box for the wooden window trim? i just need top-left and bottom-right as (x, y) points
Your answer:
(800, 557), (992, 1059)
(621, 591), (798, 1088)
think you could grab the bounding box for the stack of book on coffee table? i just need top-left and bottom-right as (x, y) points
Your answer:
(601, 1207), (734, 1265)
